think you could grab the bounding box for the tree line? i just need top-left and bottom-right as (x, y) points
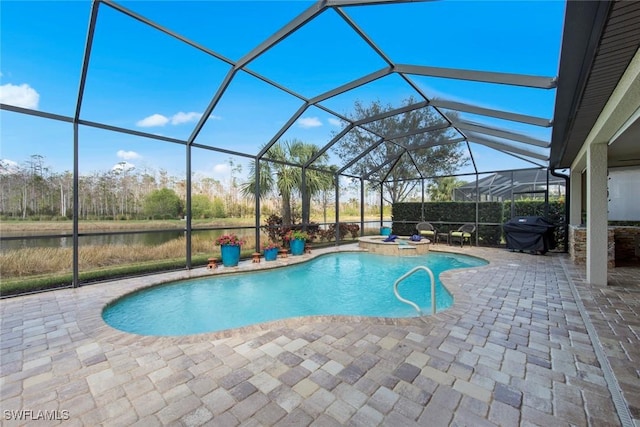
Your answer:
(0, 152), (369, 222)
(0, 155), (252, 220)
(1, 98), (468, 221)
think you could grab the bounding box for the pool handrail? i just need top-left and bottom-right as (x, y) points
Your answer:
(393, 265), (436, 315)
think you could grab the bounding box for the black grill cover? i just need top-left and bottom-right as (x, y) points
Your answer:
(503, 216), (556, 254)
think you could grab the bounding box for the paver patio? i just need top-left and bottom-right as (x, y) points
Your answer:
(1, 245), (638, 426)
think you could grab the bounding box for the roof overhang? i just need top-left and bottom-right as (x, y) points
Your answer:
(550, 0), (640, 169)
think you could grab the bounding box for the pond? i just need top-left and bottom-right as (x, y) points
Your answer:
(0, 229), (242, 251)
(0, 223), (390, 251)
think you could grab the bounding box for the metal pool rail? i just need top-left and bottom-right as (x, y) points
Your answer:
(393, 265), (436, 315)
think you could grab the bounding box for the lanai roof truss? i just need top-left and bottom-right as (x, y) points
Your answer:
(240, 0), (559, 181)
(2, 0), (561, 185)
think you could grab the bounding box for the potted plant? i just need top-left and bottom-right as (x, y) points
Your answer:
(215, 233), (246, 267)
(285, 230), (308, 256)
(261, 240), (280, 261)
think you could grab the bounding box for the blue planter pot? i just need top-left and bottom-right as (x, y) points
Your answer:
(380, 226), (391, 236)
(264, 247), (278, 261)
(290, 239), (305, 256)
(220, 244), (241, 267)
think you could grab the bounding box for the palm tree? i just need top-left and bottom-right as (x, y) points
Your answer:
(287, 141), (335, 224)
(241, 139), (334, 225)
(428, 177), (464, 201)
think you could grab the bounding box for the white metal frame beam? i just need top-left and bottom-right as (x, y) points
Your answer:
(309, 67), (393, 104)
(327, 0), (436, 6)
(452, 119), (550, 148)
(395, 64), (557, 89)
(235, 1), (328, 70)
(467, 132), (548, 162)
(430, 99), (552, 127)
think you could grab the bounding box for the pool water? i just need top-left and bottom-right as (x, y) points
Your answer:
(103, 252), (487, 336)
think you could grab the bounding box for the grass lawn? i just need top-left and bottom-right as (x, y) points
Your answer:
(1, 216), (388, 233)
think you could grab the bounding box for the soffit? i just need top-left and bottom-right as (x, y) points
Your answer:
(551, 0), (640, 169)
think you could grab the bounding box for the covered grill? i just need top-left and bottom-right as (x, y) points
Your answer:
(503, 216), (556, 254)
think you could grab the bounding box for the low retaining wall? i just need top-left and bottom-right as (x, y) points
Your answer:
(358, 236), (430, 256)
(613, 227), (640, 263)
(569, 225), (640, 267)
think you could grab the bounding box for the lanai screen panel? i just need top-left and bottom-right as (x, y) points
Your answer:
(288, 105), (352, 153)
(337, 107), (467, 181)
(343, 1), (564, 74)
(366, 140), (412, 182)
(456, 169), (566, 202)
(327, 127), (379, 176)
(411, 77), (555, 166)
(77, 126), (188, 194)
(80, 3), (230, 141)
(113, 1), (312, 62)
(1, 0), (567, 194)
(396, 134), (470, 180)
(248, 8), (389, 99)
(0, 111), (75, 225)
(464, 143), (543, 175)
(0, 1), (89, 117)
(441, 109), (552, 169)
(317, 74), (418, 120)
(195, 71), (305, 153)
(0, 0), (574, 290)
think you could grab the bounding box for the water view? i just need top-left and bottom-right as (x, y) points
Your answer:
(0, 229), (247, 251)
(0, 223), (389, 251)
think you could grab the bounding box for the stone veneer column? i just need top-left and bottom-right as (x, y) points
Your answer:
(586, 143), (608, 285)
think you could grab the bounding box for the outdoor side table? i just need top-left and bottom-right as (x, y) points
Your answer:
(437, 232), (449, 244)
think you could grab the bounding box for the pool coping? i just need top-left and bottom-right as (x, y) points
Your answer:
(87, 244), (488, 345)
(4, 246), (636, 426)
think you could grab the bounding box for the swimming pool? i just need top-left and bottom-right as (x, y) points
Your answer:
(103, 252), (487, 336)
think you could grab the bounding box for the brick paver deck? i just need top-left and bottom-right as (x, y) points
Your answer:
(1, 245), (638, 426)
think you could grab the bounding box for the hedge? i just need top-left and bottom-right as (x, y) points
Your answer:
(392, 200), (566, 249)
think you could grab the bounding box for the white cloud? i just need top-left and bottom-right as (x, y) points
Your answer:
(171, 111), (202, 125)
(213, 163), (230, 175)
(137, 114), (169, 127)
(328, 118), (342, 127)
(112, 161), (135, 172)
(137, 111), (209, 127)
(117, 150), (141, 160)
(0, 159), (19, 174)
(0, 83), (39, 109)
(298, 117), (322, 129)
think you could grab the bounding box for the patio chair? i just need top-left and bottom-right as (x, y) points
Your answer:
(449, 223), (476, 247)
(416, 222), (436, 241)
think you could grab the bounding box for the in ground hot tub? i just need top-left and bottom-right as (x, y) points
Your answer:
(358, 235), (430, 256)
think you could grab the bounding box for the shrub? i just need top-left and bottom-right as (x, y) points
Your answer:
(284, 230), (309, 241)
(263, 214), (284, 243)
(346, 223), (360, 239)
(392, 200), (567, 250)
(321, 222), (359, 241)
(214, 234), (246, 246)
(262, 214), (319, 246)
(261, 241), (280, 250)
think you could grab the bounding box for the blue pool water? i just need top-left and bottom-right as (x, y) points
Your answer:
(103, 252), (487, 336)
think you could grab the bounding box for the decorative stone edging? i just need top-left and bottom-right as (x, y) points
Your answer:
(78, 244), (484, 345)
(358, 235), (430, 256)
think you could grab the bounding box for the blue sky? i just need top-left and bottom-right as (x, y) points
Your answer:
(0, 0), (566, 184)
